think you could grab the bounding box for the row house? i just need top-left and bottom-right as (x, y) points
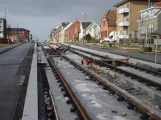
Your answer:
(55, 26), (62, 43)
(100, 10), (116, 41)
(51, 20), (100, 43)
(59, 22), (73, 43)
(79, 21), (100, 41)
(114, 0), (160, 43)
(65, 20), (80, 42)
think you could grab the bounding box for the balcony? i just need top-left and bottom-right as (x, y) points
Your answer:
(119, 8), (129, 14)
(119, 34), (129, 39)
(118, 20), (129, 27)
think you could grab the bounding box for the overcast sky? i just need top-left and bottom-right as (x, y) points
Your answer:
(0, 0), (120, 41)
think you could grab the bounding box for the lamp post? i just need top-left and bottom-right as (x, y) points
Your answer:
(5, 10), (9, 20)
(82, 12), (86, 43)
(145, 0), (151, 47)
(5, 10), (9, 44)
(155, 35), (159, 68)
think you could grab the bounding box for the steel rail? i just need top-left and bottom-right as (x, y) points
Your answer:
(61, 54), (161, 120)
(68, 46), (161, 76)
(42, 46), (92, 120)
(44, 45), (161, 120)
(68, 47), (161, 90)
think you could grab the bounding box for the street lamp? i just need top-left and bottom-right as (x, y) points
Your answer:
(5, 10), (9, 20)
(5, 10), (9, 44)
(145, 0), (151, 48)
(82, 12), (87, 43)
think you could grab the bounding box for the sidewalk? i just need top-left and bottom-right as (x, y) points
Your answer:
(0, 43), (23, 54)
(76, 42), (161, 55)
(68, 43), (161, 64)
(0, 44), (8, 47)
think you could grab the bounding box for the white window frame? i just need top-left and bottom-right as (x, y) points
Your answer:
(149, 24), (154, 33)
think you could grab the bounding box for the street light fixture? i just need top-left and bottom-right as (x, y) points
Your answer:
(5, 10), (9, 20)
(82, 12), (87, 43)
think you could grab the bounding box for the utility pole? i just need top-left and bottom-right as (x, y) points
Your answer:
(155, 35), (159, 68)
(82, 12), (87, 44)
(5, 10), (9, 44)
(145, 0), (151, 47)
(17, 22), (19, 41)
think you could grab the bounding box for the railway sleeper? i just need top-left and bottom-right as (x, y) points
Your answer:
(117, 95), (124, 102)
(70, 106), (77, 113)
(156, 87), (161, 91)
(66, 98), (72, 104)
(63, 92), (68, 97)
(139, 113), (151, 120)
(61, 87), (66, 92)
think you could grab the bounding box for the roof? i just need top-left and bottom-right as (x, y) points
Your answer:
(7, 28), (30, 32)
(62, 22), (70, 28)
(0, 18), (6, 21)
(82, 22), (92, 30)
(154, 1), (161, 6)
(114, 0), (160, 7)
(102, 10), (116, 27)
(64, 22), (73, 31)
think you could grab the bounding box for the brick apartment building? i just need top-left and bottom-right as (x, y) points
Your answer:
(65, 20), (80, 42)
(7, 28), (30, 41)
(100, 10), (117, 40)
(114, 0), (160, 43)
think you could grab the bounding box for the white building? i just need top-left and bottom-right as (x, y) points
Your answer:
(79, 21), (100, 41)
(59, 22), (73, 43)
(137, 2), (161, 46)
(0, 18), (6, 39)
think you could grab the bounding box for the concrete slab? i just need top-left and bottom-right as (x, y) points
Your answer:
(53, 57), (141, 120)
(63, 43), (161, 68)
(22, 43), (38, 120)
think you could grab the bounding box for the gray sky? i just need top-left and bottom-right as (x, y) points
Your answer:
(0, 0), (120, 41)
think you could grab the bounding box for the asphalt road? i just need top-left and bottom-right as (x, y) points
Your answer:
(0, 43), (22, 54)
(0, 43), (34, 120)
(73, 44), (161, 64)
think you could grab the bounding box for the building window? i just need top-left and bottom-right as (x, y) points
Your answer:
(125, 3), (129, 8)
(104, 31), (107, 37)
(149, 24), (154, 33)
(150, 9), (154, 15)
(103, 21), (106, 27)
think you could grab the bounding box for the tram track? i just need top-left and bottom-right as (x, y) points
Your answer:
(42, 45), (92, 120)
(67, 47), (161, 91)
(42, 45), (161, 120)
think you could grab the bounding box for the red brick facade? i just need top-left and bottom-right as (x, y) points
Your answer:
(100, 10), (116, 40)
(7, 28), (30, 41)
(65, 20), (80, 42)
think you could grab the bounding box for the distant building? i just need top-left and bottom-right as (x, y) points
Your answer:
(54, 26), (62, 43)
(100, 10), (116, 41)
(59, 22), (73, 43)
(65, 20), (80, 42)
(7, 28), (30, 41)
(0, 18), (7, 39)
(114, 0), (160, 43)
(29, 34), (32, 40)
(79, 21), (100, 41)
